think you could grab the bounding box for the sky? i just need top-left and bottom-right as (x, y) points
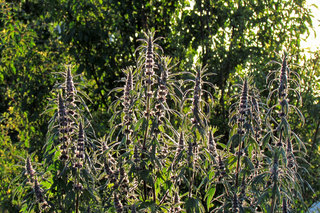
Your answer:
(301, 0), (320, 53)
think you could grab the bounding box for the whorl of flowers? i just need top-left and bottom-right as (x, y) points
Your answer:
(145, 36), (155, 79)
(65, 67), (76, 116)
(191, 67), (202, 126)
(279, 55), (288, 100)
(133, 145), (140, 166)
(58, 93), (71, 161)
(251, 95), (262, 139)
(104, 158), (113, 177)
(154, 59), (169, 125)
(122, 68), (134, 143)
(177, 132), (184, 154)
(239, 78), (249, 118)
(235, 78), (250, 136)
(74, 122), (85, 169)
(208, 131), (218, 158)
(74, 182), (83, 191)
(118, 161), (129, 192)
(25, 157), (35, 183)
(217, 155), (226, 179)
(136, 31), (162, 88)
(34, 178), (49, 210)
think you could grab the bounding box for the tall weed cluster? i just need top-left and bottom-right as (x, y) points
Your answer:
(16, 31), (307, 212)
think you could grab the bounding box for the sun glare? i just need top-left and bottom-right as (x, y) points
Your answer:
(301, 0), (320, 54)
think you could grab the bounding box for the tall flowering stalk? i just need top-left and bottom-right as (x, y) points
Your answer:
(235, 78), (249, 187)
(135, 31), (164, 202)
(122, 67), (134, 145)
(25, 157), (50, 211)
(136, 31), (163, 150)
(65, 66), (76, 114)
(74, 122), (85, 213)
(58, 93), (71, 161)
(25, 157), (35, 183)
(182, 64), (214, 134)
(154, 57), (169, 129)
(266, 53), (304, 212)
(191, 66), (202, 127)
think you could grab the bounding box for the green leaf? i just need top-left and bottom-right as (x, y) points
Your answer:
(206, 186), (216, 211)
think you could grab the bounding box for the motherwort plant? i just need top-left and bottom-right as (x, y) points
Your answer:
(15, 31), (309, 213)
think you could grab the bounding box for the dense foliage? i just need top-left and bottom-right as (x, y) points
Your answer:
(0, 0), (319, 212)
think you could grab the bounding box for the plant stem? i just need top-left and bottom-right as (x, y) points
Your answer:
(235, 116), (244, 188)
(142, 78), (152, 201)
(271, 129), (282, 213)
(76, 191), (79, 213)
(75, 170), (79, 213)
